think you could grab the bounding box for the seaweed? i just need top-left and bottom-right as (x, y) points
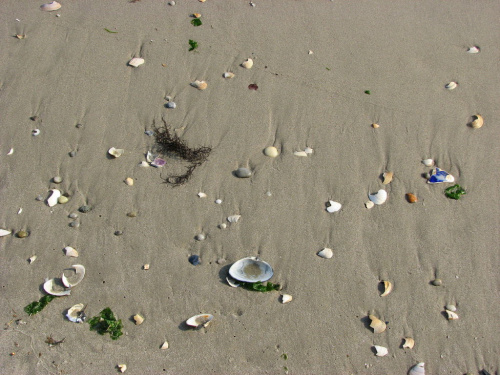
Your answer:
(445, 184), (466, 200)
(88, 308), (123, 340)
(191, 18), (202, 27)
(188, 39), (198, 51)
(238, 281), (281, 292)
(24, 295), (57, 316)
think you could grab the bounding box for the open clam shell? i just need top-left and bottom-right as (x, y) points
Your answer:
(471, 114), (483, 129)
(66, 303), (86, 323)
(41, 1), (61, 11)
(369, 189), (387, 205)
(409, 362), (425, 375)
(44, 278), (71, 296)
(228, 256), (273, 283)
(427, 167), (454, 184)
(369, 314), (386, 333)
(108, 147), (124, 158)
(61, 265), (85, 288)
(186, 313), (213, 328)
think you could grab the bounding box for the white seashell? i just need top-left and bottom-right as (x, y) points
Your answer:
(226, 276), (240, 288)
(308, 50), (313, 55)
(61, 264), (85, 288)
(446, 310), (459, 320)
(373, 345), (388, 357)
(241, 58), (253, 69)
(409, 362), (425, 375)
(7, 148), (14, 155)
(64, 246), (79, 257)
(227, 215), (241, 223)
(44, 278), (71, 296)
(190, 80), (208, 90)
(326, 201), (342, 213)
(422, 159), (434, 167)
(18, 208), (23, 214)
(369, 315), (386, 333)
(160, 341), (169, 350)
(108, 147), (124, 158)
(382, 172), (393, 185)
(198, 192), (207, 198)
(133, 314), (144, 325)
(128, 57), (145, 67)
(66, 303), (86, 323)
(263, 146), (279, 157)
(304, 147), (313, 154)
(369, 189), (387, 205)
(281, 294), (293, 304)
(143, 264), (150, 270)
(471, 114), (483, 129)
(380, 280), (393, 297)
(29, 255), (37, 264)
(40, 1), (61, 11)
(118, 364), (127, 373)
(467, 46), (480, 54)
(139, 161), (150, 167)
(365, 201), (375, 209)
(218, 223), (227, 229)
(146, 151), (155, 163)
(186, 314), (213, 328)
(445, 81), (458, 90)
(293, 151), (308, 157)
(32, 129), (40, 136)
(223, 72), (235, 78)
(47, 189), (61, 207)
(195, 233), (205, 241)
(445, 304), (456, 312)
(229, 256), (274, 283)
(403, 337), (415, 349)
(317, 248), (333, 259)
(215, 199), (222, 204)
(0, 229), (11, 237)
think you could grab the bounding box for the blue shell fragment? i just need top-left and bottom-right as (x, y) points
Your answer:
(189, 255), (201, 266)
(427, 168), (455, 184)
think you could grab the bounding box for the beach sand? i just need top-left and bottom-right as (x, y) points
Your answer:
(1, 1), (499, 374)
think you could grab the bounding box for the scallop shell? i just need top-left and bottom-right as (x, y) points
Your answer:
(40, 1), (61, 11)
(403, 337), (415, 349)
(43, 278), (71, 296)
(191, 80), (208, 90)
(467, 46), (480, 53)
(445, 81), (458, 90)
(409, 362), (425, 375)
(229, 256), (274, 283)
(374, 345), (388, 357)
(47, 189), (61, 207)
(317, 248), (333, 259)
(446, 310), (459, 320)
(128, 57), (145, 67)
(64, 246), (79, 257)
(281, 294), (293, 304)
(186, 313), (213, 328)
(369, 315), (386, 334)
(293, 151), (308, 157)
(66, 303), (86, 323)
(422, 159), (434, 167)
(227, 215), (241, 223)
(326, 201), (342, 213)
(108, 147), (124, 158)
(241, 58), (253, 69)
(264, 146), (279, 157)
(471, 114), (483, 129)
(382, 172), (393, 184)
(369, 189), (387, 205)
(61, 264), (85, 288)
(133, 314), (145, 325)
(380, 280), (393, 297)
(0, 229), (11, 237)
(223, 72), (235, 78)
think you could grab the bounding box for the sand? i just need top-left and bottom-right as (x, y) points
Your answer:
(1, 1), (499, 374)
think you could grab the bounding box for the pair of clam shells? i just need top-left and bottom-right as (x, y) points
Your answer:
(44, 265), (86, 296)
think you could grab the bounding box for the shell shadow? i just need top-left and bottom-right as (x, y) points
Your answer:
(377, 282), (385, 295)
(218, 264), (232, 286)
(360, 315), (372, 332)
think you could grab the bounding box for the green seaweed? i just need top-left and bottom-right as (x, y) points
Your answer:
(104, 28), (118, 33)
(88, 308), (123, 340)
(364, 90), (371, 95)
(188, 39), (198, 51)
(191, 18), (202, 27)
(238, 281), (280, 292)
(24, 295), (57, 316)
(445, 184), (466, 200)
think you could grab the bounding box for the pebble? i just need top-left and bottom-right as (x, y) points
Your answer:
(195, 233), (206, 241)
(168, 0), (175, 5)
(58, 196), (69, 204)
(165, 102), (177, 109)
(263, 146), (279, 157)
(69, 213), (78, 219)
(218, 223), (227, 229)
(144, 130), (154, 136)
(189, 255), (201, 265)
(125, 177), (134, 186)
(235, 167), (252, 178)
(69, 221), (80, 228)
(53, 176), (62, 184)
(114, 230), (123, 236)
(215, 199), (222, 204)
(16, 230), (29, 238)
(35, 195), (44, 201)
(432, 278), (443, 286)
(78, 205), (92, 213)
(69, 151), (77, 157)
(216, 258), (226, 265)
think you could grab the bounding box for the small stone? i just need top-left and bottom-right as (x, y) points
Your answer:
(53, 176), (62, 184)
(168, 0), (175, 5)
(235, 167), (252, 178)
(216, 258), (226, 265)
(189, 255), (201, 265)
(69, 151), (77, 157)
(166, 102), (177, 109)
(16, 230), (29, 238)
(58, 196), (69, 204)
(35, 195), (44, 201)
(215, 199), (222, 204)
(127, 212), (137, 218)
(218, 223), (227, 229)
(143, 264), (150, 270)
(125, 178), (134, 186)
(69, 213), (78, 219)
(266, 191), (272, 196)
(432, 278), (443, 286)
(263, 146), (279, 157)
(78, 205), (92, 213)
(195, 233), (205, 241)
(69, 221), (80, 228)
(114, 230), (123, 236)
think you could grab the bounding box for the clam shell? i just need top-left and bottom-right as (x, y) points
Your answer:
(226, 276), (240, 288)
(471, 114), (483, 129)
(445, 304), (456, 312)
(0, 229), (11, 237)
(369, 189), (387, 205)
(186, 313), (213, 328)
(326, 201), (342, 213)
(403, 337), (415, 349)
(241, 58), (253, 69)
(66, 303), (86, 323)
(44, 278), (71, 296)
(227, 215), (241, 223)
(422, 159), (434, 167)
(61, 264), (85, 288)
(374, 345), (388, 357)
(47, 189), (61, 207)
(369, 315), (386, 333)
(191, 80), (208, 90)
(317, 248), (333, 259)
(40, 1), (61, 11)
(281, 294), (293, 304)
(264, 146), (279, 157)
(64, 246), (79, 257)
(223, 72), (235, 78)
(198, 192), (207, 198)
(467, 46), (480, 53)
(128, 57), (145, 67)
(229, 256), (274, 283)
(409, 362), (425, 375)
(293, 151), (308, 157)
(133, 314), (145, 325)
(382, 172), (393, 185)
(108, 147), (124, 158)
(380, 280), (393, 297)
(445, 81), (458, 90)
(365, 201), (375, 209)
(446, 310), (459, 320)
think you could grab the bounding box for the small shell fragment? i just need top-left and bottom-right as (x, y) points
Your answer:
(226, 276), (240, 288)
(133, 314), (145, 325)
(195, 233), (206, 241)
(219, 223), (227, 229)
(380, 280), (393, 297)
(445, 310), (459, 320)
(7, 148), (14, 155)
(227, 215), (241, 223)
(191, 80), (208, 90)
(241, 58), (253, 69)
(422, 159), (434, 167)
(369, 189), (388, 205)
(445, 81), (458, 90)
(215, 199), (222, 204)
(64, 246), (79, 257)
(40, 1), (61, 11)
(369, 315), (386, 334)
(382, 172), (393, 185)
(186, 314), (213, 328)
(304, 147), (313, 154)
(264, 146), (279, 157)
(406, 193), (418, 203)
(223, 72), (235, 78)
(47, 189), (61, 207)
(61, 265), (86, 288)
(445, 304), (456, 312)
(29, 255), (37, 264)
(403, 337), (415, 349)
(317, 248), (333, 259)
(0, 229), (12, 237)
(160, 341), (169, 350)
(467, 46), (480, 53)
(108, 147), (124, 158)
(373, 345), (388, 357)
(409, 362), (425, 375)
(372, 123), (380, 129)
(128, 57), (145, 67)
(471, 114), (483, 129)
(66, 303), (86, 323)
(281, 294), (293, 304)
(365, 201), (375, 209)
(198, 192), (207, 198)
(143, 264), (150, 270)
(293, 151), (308, 157)
(125, 178), (134, 186)
(192, 13), (201, 18)
(118, 364), (127, 373)
(326, 201), (342, 213)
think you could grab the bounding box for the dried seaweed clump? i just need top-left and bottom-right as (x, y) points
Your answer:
(154, 119), (211, 186)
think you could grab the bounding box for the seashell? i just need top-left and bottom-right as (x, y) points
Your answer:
(326, 201), (342, 213)
(192, 13), (201, 18)
(139, 161), (150, 167)
(198, 192), (207, 198)
(66, 303), (86, 323)
(380, 280), (393, 297)
(373, 345), (388, 357)
(467, 46), (480, 54)
(18, 208), (23, 214)
(7, 148), (14, 155)
(58, 196), (69, 204)
(53, 176), (62, 184)
(160, 341), (169, 350)
(223, 72), (235, 78)
(118, 364), (127, 373)
(186, 313), (213, 328)
(369, 315), (386, 334)
(43, 278), (71, 296)
(317, 248), (333, 259)
(293, 151), (308, 157)
(264, 146), (279, 157)
(32, 129), (40, 136)
(235, 167), (252, 178)
(403, 337), (415, 349)
(151, 157), (166, 168)
(304, 147), (313, 154)
(191, 80), (208, 90)
(372, 123), (380, 129)
(432, 278), (442, 286)
(446, 310), (459, 320)
(133, 314), (145, 325)
(382, 172), (393, 185)
(369, 189), (387, 205)
(422, 159), (434, 167)
(61, 264), (85, 288)
(229, 256), (274, 283)
(29, 255), (37, 264)
(427, 167), (454, 184)
(108, 147), (124, 158)
(195, 233), (205, 241)
(218, 223), (227, 229)
(165, 102), (176, 109)
(445, 81), (458, 90)
(64, 246), (79, 257)
(146, 151), (156, 163)
(308, 50), (314, 55)
(215, 199), (222, 204)
(0, 229), (11, 237)
(128, 57), (145, 67)
(365, 201), (375, 209)
(16, 34), (26, 39)
(40, 1), (62, 11)
(125, 177), (134, 186)
(471, 114), (483, 129)
(445, 304), (456, 312)
(406, 193), (418, 203)
(16, 230), (29, 238)
(281, 294), (293, 304)
(226, 276), (240, 288)
(409, 362), (425, 375)
(47, 189), (61, 207)
(227, 215), (241, 223)
(143, 264), (150, 270)
(241, 58), (253, 69)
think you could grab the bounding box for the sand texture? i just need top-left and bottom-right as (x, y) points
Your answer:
(1, 1), (499, 374)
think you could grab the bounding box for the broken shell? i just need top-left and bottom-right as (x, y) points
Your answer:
(229, 256), (274, 283)
(197, 192), (207, 198)
(304, 147), (313, 154)
(186, 313), (214, 328)
(281, 294), (293, 304)
(16, 34), (26, 39)
(47, 189), (61, 207)
(422, 159), (434, 167)
(43, 278), (71, 296)
(143, 264), (150, 270)
(373, 345), (388, 357)
(409, 362), (425, 375)
(264, 146), (279, 157)
(133, 314), (145, 325)
(241, 58), (253, 69)
(403, 337), (415, 349)
(380, 280), (393, 297)
(160, 341), (169, 350)
(118, 364), (127, 373)
(372, 123), (380, 129)
(192, 13), (201, 18)
(66, 303), (86, 323)
(427, 167), (454, 184)
(445, 304), (456, 312)
(382, 172), (393, 185)
(125, 178), (134, 186)
(215, 199), (222, 204)
(471, 114), (483, 129)
(128, 57), (145, 67)
(195, 233), (205, 241)
(191, 80), (207, 90)
(7, 148), (14, 155)
(406, 193), (418, 203)
(32, 129), (40, 136)
(369, 315), (386, 334)
(61, 265), (86, 288)
(293, 151), (308, 157)
(223, 72), (235, 78)
(108, 147), (124, 158)
(446, 310), (459, 320)
(227, 215), (241, 223)
(64, 246), (79, 257)
(326, 201), (342, 213)
(29, 255), (37, 264)
(317, 248), (333, 259)
(369, 189), (387, 205)
(0, 229), (12, 237)
(139, 161), (150, 167)
(40, 1), (61, 11)
(365, 201), (375, 209)
(445, 81), (458, 90)
(467, 46), (480, 53)
(218, 223), (227, 229)
(226, 276), (240, 288)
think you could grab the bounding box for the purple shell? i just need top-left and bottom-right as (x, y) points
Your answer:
(151, 157), (166, 168)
